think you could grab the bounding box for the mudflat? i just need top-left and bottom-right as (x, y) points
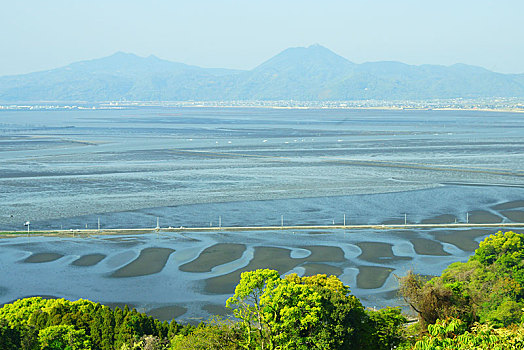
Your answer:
(204, 245), (349, 295)
(409, 238), (450, 256)
(500, 210), (524, 223)
(355, 242), (411, 263)
(421, 214), (457, 224)
(147, 305), (187, 321)
(492, 200), (524, 211)
(179, 243), (246, 272)
(432, 229), (493, 251)
(357, 266), (394, 289)
(467, 210), (502, 224)
(23, 253), (64, 263)
(111, 248), (175, 278)
(72, 254), (106, 267)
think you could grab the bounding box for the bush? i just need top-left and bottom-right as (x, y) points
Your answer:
(400, 231), (524, 328)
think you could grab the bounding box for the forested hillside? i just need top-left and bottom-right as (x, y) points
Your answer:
(2, 45), (523, 102)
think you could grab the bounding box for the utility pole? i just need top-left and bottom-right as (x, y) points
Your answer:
(281, 215), (284, 228)
(344, 214), (346, 226)
(156, 217), (160, 230)
(466, 212), (469, 224)
(219, 216), (222, 228)
(98, 218), (100, 232)
(404, 213), (407, 225)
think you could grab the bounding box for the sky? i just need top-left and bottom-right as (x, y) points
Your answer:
(1, 0), (523, 76)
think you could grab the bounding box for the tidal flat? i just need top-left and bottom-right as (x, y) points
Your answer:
(111, 248), (175, 278)
(431, 229), (494, 252)
(0, 107), (523, 321)
(179, 243), (246, 273)
(72, 253), (106, 267)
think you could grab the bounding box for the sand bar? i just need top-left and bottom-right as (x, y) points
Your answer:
(301, 245), (346, 262)
(23, 253), (64, 263)
(147, 305), (187, 321)
(409, 238), (450, 256)
(179, 243), (246, 273)
(432, 229), (493, 251)
(356, 242), (411, 263)
(492, 200), (524, 211)
(467, 210), (502, 224)
(111, 247), (175, 278)
(357, 266), (394, 289)
(72, 254), (106, 267)
(421, 214), (457, 224)
(500, 210), (524, 223)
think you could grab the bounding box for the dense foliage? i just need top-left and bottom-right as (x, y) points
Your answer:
(0, 297), (190, 350)
(400, 231), (524, 328)
(225, 269), (406, 350)
(409, 318), (524, 350)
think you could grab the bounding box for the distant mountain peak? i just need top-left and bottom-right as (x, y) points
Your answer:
(306, 43), (333, 51)
(254, 44), (354, 72)
(105, 51), (141, 60)
(1, 45), (523, 102)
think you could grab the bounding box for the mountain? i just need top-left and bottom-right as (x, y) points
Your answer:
(1, 45), (523, 102)
(0, 52), (244, 101)
(231, 44), (355, 100)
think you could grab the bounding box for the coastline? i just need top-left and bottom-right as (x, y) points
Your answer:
(2, 222), (523, 238)
(2, 102), (523, 114)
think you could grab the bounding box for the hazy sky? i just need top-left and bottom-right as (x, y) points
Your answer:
(1, 0), (523, 76)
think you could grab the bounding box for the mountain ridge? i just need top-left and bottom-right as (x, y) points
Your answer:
(1, 45), (523, 102)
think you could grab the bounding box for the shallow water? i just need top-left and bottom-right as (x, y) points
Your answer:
(0, 107), (523, 321)
(1, 107), (523, 230)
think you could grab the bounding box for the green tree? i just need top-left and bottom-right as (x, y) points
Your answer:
(0, 318), (21, 350)
(0, 297), (181, 350)
(410, 318), (524, 350)
(226, 269), (381, 350)
(170, 317), (241, 350)
(400, 231), (524, 328)
(366, 307), (407, 350)
(38, 324), (91, 350)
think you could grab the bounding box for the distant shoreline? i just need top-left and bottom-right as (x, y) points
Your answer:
(268, 106), (524, 113)
(2, 103), (523, 114)
(2, 222), (523, 238)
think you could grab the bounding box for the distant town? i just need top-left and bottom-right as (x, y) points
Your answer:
(1, 97), (523, 112)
